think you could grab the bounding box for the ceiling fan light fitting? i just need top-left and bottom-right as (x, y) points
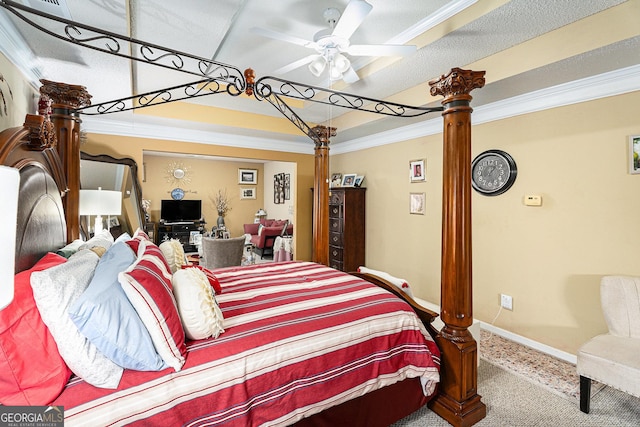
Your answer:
(333, 53), (351, 73)
(308, 57), (326, 77)
(329, 66), (344, 81)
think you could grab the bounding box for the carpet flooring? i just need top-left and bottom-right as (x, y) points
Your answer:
(478, 329), (604, 402)
(391, 329), (640, 427)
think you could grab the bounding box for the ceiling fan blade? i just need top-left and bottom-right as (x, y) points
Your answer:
(346, 44), (416, 57)
(332, 0), (373, 40)
(250, 27), (317, 49)
(273, 54), (320, 75)
(342, 67), (360, 84)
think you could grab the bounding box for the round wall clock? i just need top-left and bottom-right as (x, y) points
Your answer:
(471, 149), (517, 196)
(171, 187), (185, 200)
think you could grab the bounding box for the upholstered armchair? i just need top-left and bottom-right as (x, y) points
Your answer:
(577, 275), (640, 413)
(243, 219), (293, 258)
(200, 236), (245, 269)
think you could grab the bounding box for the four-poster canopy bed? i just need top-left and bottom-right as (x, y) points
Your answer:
(0, 1), (486, 425)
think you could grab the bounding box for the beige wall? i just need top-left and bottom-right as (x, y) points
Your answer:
(142, 154), (265, 237)
(81, 134), (315, 260)
(263, 161), (296, 223)
(0, 53), (37, 130)
(330, 90), (640, 355)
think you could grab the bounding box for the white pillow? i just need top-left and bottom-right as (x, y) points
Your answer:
(160, 239), (187, 273)
(30, 249), (124, 389)
(357, 266), (414, 297)
(172, 268), (225, 340)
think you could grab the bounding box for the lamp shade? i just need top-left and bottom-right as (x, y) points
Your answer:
(80, 188), (122, 216)
(1, 165), (19, 310)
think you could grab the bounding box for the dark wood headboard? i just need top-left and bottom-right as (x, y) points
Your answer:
(0, 114), (67, 272)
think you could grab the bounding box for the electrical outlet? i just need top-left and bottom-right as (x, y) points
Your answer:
(500, 294), (513, 310)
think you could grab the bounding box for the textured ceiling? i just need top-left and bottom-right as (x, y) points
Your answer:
(1, 0), (637, 148)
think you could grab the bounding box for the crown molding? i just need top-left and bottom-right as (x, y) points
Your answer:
(331, 64), (640, 155)
(391, 0), (479, 45)
(0, 10), (42, 88)
(80, 116), (315, 155)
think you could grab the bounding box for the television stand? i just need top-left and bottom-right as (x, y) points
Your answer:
(158, 220), (204, 252)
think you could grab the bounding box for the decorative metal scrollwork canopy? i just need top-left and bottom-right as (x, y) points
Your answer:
(0, 0), (443, 143)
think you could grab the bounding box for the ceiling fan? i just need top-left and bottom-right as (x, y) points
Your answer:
(250, 0), (416, 83)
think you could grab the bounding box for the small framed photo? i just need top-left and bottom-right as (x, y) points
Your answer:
(222, 231), (230, 239)
(410, 192), (425, 215)
(341, 173), (357, 187)
(410, 159), (426, 182)
(284, 173), (291, 200)
(240, 187), (256, 199)
(354, 175), (365, 187)
(238, 168), (257, 184)
(331, 173), (342, 187)
(629, 135), (640, 174)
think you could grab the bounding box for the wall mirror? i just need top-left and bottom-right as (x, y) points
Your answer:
(80, 152), (144, 238)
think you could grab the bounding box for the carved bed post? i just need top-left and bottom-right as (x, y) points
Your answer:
(310, 125), (335, 266)
(427, 68), (486, 427)
(39, 80), (91, 242)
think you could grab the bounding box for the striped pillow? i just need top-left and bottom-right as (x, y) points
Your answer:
(125, 228), (152, 254)
(118, 240), (186, 371)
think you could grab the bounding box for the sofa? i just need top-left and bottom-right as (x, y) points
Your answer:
(243, 219), (293, 258)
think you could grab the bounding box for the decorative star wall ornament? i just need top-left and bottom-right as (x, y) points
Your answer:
(166, 161), (192, 186)
(0, 72), (14, 116)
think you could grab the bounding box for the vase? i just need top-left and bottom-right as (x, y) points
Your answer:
(217, 212), (225, 229)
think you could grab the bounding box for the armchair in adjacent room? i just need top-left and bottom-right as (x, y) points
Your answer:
(577, 275), (640, 413)
(200, 236), (245, 269)
(243, 219), (293, 258)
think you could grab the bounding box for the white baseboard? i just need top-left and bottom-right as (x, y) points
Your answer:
(413, 297), (577, 365)
(480, 321), (577, 365)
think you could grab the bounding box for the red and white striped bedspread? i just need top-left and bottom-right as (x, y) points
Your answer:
(54, 261), (440, 426)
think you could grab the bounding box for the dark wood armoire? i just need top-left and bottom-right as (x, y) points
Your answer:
(328, 187), (366, 272)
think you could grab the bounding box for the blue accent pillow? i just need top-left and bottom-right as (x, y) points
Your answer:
(68, 242), (167, 371)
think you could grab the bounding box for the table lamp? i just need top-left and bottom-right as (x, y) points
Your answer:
(80, 187), (122, 235)
(255, 208), (267, 223)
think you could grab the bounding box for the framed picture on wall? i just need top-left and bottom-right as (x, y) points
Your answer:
(284, 174), (290, 200)
(274, 173), (285, 204)
(410, 192), (425, 215)
(410, 159), (426, 182)
(240, 187), (256, 199)
(629, 135), (640, 174)
(238, 168), (257, 184)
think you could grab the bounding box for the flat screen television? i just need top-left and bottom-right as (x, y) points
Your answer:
(160, 200), (202, 222)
